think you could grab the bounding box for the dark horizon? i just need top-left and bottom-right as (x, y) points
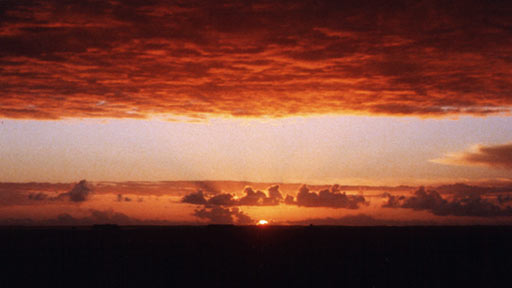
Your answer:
(3, 225), (511, 287)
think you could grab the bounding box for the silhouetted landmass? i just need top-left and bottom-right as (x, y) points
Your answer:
(92, 224), (120, 230)
(1, 226), (511, 288)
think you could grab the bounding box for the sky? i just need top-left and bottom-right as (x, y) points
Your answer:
(1, 0), (512, 225)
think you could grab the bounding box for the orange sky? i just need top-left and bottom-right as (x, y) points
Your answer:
(1, 0), (512, 225)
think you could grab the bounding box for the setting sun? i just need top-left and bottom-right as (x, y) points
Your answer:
(257, 220), (269, 225)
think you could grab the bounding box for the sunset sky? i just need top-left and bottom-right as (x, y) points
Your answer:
(1, 0), (512, 225)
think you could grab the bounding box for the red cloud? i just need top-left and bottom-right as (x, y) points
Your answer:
(1, 0), (512, 119)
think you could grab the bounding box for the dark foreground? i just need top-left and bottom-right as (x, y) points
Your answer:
(1, 226), (511, 288)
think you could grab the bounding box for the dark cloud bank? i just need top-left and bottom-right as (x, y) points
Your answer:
(183, 184), (368, 209)
(383, 187), (512, 217)
(183, 184), (368, 224)
(13, 181), (512, 225)
(294, 184), (367, 209)
(1, 0), (512, 119)
(183, 183), (512, 224)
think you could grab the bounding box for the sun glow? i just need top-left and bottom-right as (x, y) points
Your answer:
(257, 219), (269, 225)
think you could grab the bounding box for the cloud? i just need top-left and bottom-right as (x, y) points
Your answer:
(293, 184), (367, 209)
(182, 190), (208, 204)
(239, 186), (282, 206)
(284, 194), (295, 205)
(193, 206), (253, 225)
(65, 180), (92, 202)
(382, 187), (512, 217)
(0, 180), (411, 207)
(27, 180), (92, 202)
(434, 183), (512, 196)
(183, 184), (377, 225)
(381, 193), (406, 208)
(288, 214), (439, 226)
(0, 209), (192, 226)
(182, 185), (284, 206)
(94, 181), (221, 197)
(267, 185), (283, 200)
(117, 194), (132, 202)
(208, 193), (238, 206)
(0, 182), (74, 206)
(183, 185), (281, 224)
(182, 184), (366, 209)
(432, 143), (512, 169)
(28, 192), (49, 201)
(192, 181), (222, 195)
(498, 194), (512, 205)
(1, 0), (511, 119)
(238, 187), (267, 205)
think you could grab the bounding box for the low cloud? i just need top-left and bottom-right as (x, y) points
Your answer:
(267, 185), (283, 200)
(432, 143), (512, 169)
(117, 194), (132, 202)
(182, 184), (367, 209)
(289, 214), (439, 226)
(208, 193), (238, 206)
(65, 180), (92, 202)
(382, 187), (512, 217)
(28, 180), (92, 202)
(498, 195), (512, 205)
(0, 209), (192, 226)
(291, 184), (368, 209)
(193, 181), (223, 195)
(434, 183), (512, 196)
(28, 192), (50, 201)
(182, 185), (284, 207)
(239, 186), (282, 206)
(284, 194), (295, 205)
(193, 206), (253, 225)
(183, 185), (279, 225)
(182, 190), (208, 204)
(238, 187), (267, 205)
